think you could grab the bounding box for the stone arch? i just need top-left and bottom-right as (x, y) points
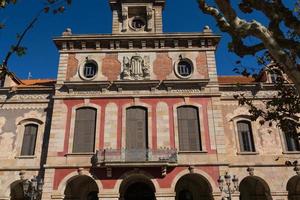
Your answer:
(173, 171), (213, 200)
(170, 169), (217, 193)
(64, 175), (99, 200)
(10, 180), (25, 200)
(239, 176), (272, 200)
(118, 172), (157, 200)
(57, 171), (103, 197)
(287, 175), (300, 200)
(114, 169), (160, 196)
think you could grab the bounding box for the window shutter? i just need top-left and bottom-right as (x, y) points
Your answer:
(21, 124), (38, 156)
(177, 106), (201, 151)
(73, 108), (97, 153)
(126, 107), (148, 161)
(237, 121), (255, 152)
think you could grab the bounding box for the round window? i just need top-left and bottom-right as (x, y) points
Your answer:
(83, 62), (97, 79)
(130, 17), (146, 31)
(176, 60), (193, 78)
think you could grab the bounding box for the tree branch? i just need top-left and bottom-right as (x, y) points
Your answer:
(198, 0), (300, 92)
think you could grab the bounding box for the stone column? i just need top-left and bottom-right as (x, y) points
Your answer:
(121, 7), (128, 32)
(0, 196), (9, 200)
(155, 192), (176, 200)
(146, 7), (153, 31)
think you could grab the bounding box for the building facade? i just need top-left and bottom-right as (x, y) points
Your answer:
(1, 0), (300, 200)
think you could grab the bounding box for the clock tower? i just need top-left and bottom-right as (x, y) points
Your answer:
(109, 0), (165, 34)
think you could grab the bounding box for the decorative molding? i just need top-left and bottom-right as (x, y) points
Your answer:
(122, 55), (150, 80)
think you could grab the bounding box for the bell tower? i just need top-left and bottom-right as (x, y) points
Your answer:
(109, 0), (165, 34)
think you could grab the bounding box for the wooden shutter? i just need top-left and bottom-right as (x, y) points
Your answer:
(237, 121), (255, 152)
(73, 108), (96, 153)
(177, 106), (201, 151)
(21, 124), (38, 156)
(126, 107), (148, 161)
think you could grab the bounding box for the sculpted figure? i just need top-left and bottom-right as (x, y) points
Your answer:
(123, 56), (131, 79)
(142, 56), (151, 79)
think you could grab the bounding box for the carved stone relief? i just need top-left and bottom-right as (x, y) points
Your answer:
(257, 125), (281, 154)
(0, 117), (16, 158)
(122, 55), (150, 80)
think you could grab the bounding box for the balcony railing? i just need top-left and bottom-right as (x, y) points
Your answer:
(91, 148), (177, 166)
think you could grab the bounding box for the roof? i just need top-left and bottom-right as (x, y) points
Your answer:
(18, 79), (56, 87)
(218, 76), (255, 84)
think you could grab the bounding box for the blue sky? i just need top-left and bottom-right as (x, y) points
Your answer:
(0, 0), (295, 79)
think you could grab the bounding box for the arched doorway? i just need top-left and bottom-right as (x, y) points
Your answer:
(239, 176), (272, 200)
(10, 180), (25, 200)
(120, 175), (156, 200)
(175, 174), (213, 200)
(287, 176), (300, 200)
(64, 175), (99, 200)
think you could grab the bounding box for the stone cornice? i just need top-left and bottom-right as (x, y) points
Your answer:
(53, 33), (221, 52)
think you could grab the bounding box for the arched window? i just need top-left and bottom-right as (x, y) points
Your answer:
(177, 106), (201, 151)
(237, 120), (255, 152)
(284, 131), (300, 152)
(73, 107), (97, 153)
(21, 124), (38, 156)
(126, 107), (148, 161)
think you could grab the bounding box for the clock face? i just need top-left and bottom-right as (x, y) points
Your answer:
(130, 16), (146, 31)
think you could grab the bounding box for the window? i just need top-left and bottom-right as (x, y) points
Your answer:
(285, 131), (300, 152)
(126, 107), (148, 161)
(0, 78), (4, 87)
(237, 121), (255, 152)
(73, 107), (97, 153)
(175, 59), (193, 79)
(21, 124), (38, 156)
(177, 106), (201, 151)
(83, 62), (97, 79)
(131, 18), (145, 29)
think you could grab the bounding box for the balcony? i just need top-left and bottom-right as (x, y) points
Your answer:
(91, 149), (177, 167)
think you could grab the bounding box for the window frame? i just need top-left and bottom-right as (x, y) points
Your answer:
(68, 104), (101, 155)
(20, 123), (39, 156)
(282, 129), (300, 153)
(173, 103), (207, 153)
(122, 103), (153, 150)
(78, 59), (99, 81)
(234, 119), (257, 154)
(174, 58), (194, 79)
(16, 119), (44, 158)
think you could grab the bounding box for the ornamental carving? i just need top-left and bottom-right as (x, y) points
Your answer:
(122, 56), (150, 80)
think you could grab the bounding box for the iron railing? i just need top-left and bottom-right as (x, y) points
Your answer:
(92, 148), (177, 165)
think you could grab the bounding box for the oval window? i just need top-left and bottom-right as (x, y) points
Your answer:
(176, 60), (193, 78)
(130, 17), (146, 31)
(83, 62), (97, 79)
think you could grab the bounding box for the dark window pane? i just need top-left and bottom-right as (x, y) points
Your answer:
(21, 124), (38, 156)
(177, 106), (201, 151)
(84, 63), (97, 78)
(285, 132), (300, 151)
(73, 108), (97, 153)
(237, 121), (255, 152)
